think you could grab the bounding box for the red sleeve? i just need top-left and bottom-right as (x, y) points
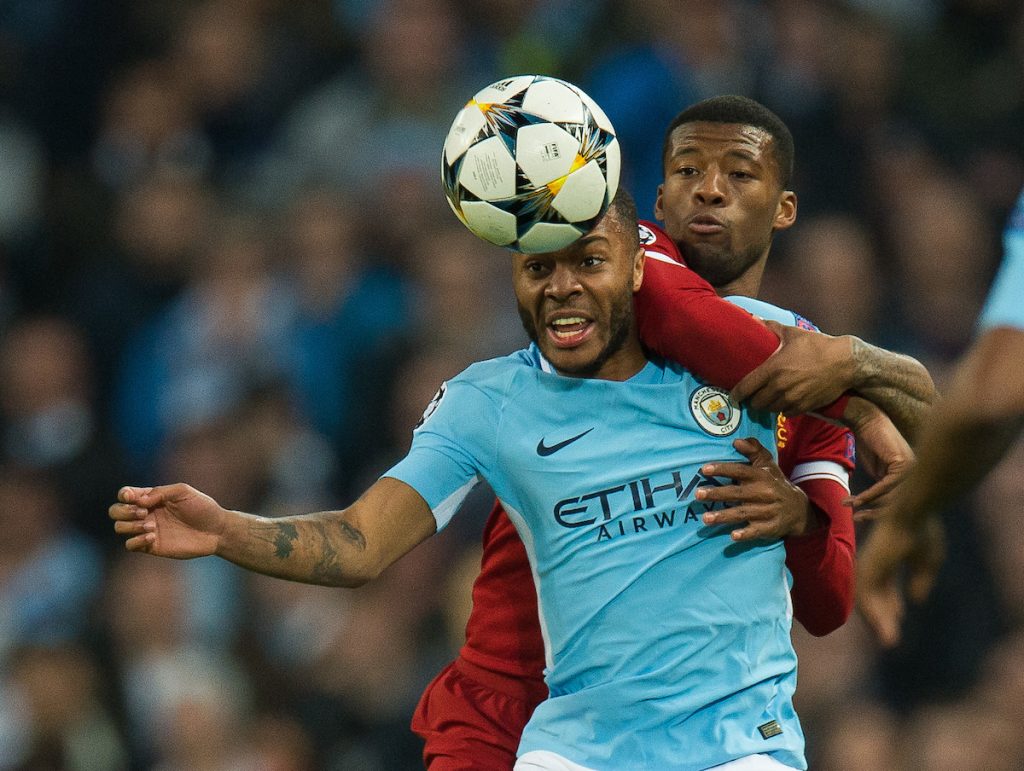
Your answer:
(459, 502), (547, 686)
(634, 221), (780, 388)
(778, 413), (857, 636)
(635, 222), (850, 419)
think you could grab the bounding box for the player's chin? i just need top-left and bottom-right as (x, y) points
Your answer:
(542, 344), (605, 377)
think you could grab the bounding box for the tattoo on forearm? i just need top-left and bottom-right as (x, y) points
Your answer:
(850, 338), (937, 439)
(252, 513), (369, 585)
(310, 521), (343, 583)
(273, 522), (299, 559)
(338, 519), (367, 550)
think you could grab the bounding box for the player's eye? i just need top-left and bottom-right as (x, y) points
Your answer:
(731, 170), (754, 180)
(581, 255), (604, 268)
(676, 166), (699, 177)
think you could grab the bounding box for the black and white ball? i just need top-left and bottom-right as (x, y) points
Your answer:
(442, 75), (620, 253)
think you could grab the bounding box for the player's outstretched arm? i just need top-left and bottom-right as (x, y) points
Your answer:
(858, 326), (1024, 645)
(872, 327), (1024, 525)
(731, 320), (936, 440)
(109, 477), (437, 587)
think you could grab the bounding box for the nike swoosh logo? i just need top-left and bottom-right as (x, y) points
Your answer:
(536, 427), (595, 456)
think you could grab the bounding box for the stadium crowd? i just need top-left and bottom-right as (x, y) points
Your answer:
(0, 0), (1022, 768)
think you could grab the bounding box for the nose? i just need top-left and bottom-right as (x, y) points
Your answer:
(545, 262), (582, 301)
(694, 169), (726, 206)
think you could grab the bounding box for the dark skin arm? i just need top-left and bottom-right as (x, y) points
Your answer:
(109, 477), (437, 587)
(858, 326), (1024, 646)
(732, 320), (936, 441)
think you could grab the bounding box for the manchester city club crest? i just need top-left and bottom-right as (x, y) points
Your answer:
(689, 386), (741, 436)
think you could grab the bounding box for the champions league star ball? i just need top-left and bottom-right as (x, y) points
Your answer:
(442, 75), (620, 253)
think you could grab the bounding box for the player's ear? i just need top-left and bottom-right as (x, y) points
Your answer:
(632, 245), (645, 291)
(773, 190), (797, 233)
(654, 184), (665, 221)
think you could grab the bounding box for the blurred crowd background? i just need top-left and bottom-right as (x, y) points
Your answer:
(0, 0), (1022, 769)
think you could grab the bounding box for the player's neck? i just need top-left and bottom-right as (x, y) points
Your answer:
(593, 342), (648, 381)
(553, 338), (648, 382)
(714, 259), (767, 300)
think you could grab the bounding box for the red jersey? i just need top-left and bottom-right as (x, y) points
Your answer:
(458, 221), (855, 681)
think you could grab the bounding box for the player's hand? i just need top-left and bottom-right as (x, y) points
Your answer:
(857, 515), (946, 647)
(840, 399), (915, 520)
(731, 320), (854, 414)
(695, 437), (814, 541)
(109, 483), (226, 558)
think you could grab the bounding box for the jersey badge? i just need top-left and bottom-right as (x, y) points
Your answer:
(637, 223), (657, 245)
(689, 386), (741, 436)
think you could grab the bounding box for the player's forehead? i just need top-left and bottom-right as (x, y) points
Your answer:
(666, 121), (775, 163)
(512, 217), (628, 267)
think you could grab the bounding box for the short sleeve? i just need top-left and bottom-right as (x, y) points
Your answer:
(383, 375), (499, 530)
(978, 191), (1024, 331)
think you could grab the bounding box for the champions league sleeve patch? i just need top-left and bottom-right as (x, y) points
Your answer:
(637, 223), (657, 245)
(414, 382), (447, 430)
(689, 386), (742, 436)
(794, 313), (818, 332)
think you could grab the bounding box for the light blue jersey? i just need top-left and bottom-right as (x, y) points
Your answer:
(979, 189), (1024, 331)
(386, 346), (805, 770)
(725, 296), (820, 332)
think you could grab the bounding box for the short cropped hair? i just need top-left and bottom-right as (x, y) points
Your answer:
(661, 95), (795, 188)
(604, 187), (640, 252)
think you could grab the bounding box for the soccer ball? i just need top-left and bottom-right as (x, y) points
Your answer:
(442, 75), (620, 253)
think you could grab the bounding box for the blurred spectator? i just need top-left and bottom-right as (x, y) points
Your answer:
(92, 59), (213, 190)
(814, 701), (901, 771)
(0, 644), (127, 771)
(102, 551), (252, 767)
(167, 0), (324, 181)
(69, 169), (215, 398)
(258, 0), (475, 203)
(0, 316), (126, 542)
(884, 164), (995, 358)
(583, 0), (704, 219)
(767, 213), (882, 338)
(277, 186), (412, 489)
(0, 115), (45, 243)
(407, 224), (525, 361)
(0, 466), (104, 666)
(457, 0), (605, 78)
(111, 209), (293, 469)
(901, 700), (1021, 770)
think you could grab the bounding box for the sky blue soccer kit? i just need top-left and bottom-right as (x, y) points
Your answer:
(979, 188), (1024, 331)
(386, 343), (806, 771)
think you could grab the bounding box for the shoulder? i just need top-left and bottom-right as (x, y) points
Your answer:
(457, 347), (542, 383)
(432, 348), (540, 410)
(723, 296), (818, 331)
(638, 220), (685, 266)
(1009, 188), (1024, 234)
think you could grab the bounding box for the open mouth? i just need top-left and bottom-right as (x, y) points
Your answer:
(546, 315), (594, 348)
